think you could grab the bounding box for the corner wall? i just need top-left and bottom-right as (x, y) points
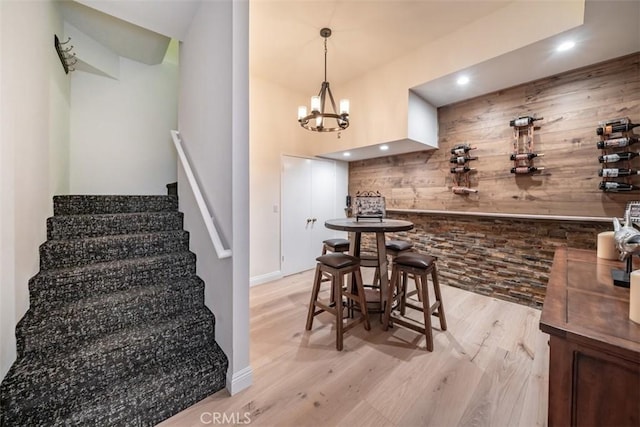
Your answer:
(0, 0), (70, 379)
(249, 75), (318, 281)
(69, 57), (178, 195)
(178, 0), (251, 394)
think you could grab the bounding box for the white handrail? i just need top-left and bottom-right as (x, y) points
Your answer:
(171, 130), (232, 259)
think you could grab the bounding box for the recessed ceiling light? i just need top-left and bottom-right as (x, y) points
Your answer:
(380, 145), (389, 151)
(457, 76), (470, 86)
(557, 41), (575, 52)
(343, 152), (351, 157)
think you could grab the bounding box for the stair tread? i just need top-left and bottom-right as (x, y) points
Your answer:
(42, 229), (188, 244)
(39, 231), (190, 270)
(4, 310), (216, 400)
(32, 275), (203, 314)
(32, 250), (195, 281)
(19, 277), (205, 352)
(47, 211), (184, 239)
(2, 342), (227, 426)
(53, 195), (178, 215)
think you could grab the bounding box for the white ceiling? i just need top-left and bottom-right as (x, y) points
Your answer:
(62, 0), (639, 162)
(412, 0), (640, 107)
(250, 0), (514, 96)
(60, 1), (172, 66)
(66, 0), (639, 108)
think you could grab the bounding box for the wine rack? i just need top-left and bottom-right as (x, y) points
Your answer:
(597, 117), (640, 192)
(449, 144), (478, 194)
(510, 115), (544, 175)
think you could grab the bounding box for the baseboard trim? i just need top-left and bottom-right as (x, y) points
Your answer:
(226, 365), (253, 395)
(250, 270), (282, 287)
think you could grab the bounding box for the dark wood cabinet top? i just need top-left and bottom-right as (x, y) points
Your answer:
(540, 247), (640, 362)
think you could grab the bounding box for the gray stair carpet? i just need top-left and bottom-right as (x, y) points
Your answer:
(0, 195), (228, 426)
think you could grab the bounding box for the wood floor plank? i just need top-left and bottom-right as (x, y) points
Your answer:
(159, 269), (550, 427)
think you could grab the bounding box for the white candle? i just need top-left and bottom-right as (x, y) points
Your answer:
(630, 270), (640, 324)
(597, 231), (618, 260)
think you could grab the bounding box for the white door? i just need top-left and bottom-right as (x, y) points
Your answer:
(281, 156), (313, 276)
(281, 156), (346, 276)
(311, 159), (338, 248)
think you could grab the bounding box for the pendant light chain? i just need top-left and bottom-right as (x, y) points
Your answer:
(324, 36), (328, 83)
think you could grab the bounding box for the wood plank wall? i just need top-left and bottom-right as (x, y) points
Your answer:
(349, 53), (639, 307)
(349, 53), (640, 217)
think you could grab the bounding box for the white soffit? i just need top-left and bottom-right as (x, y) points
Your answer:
(413, 0), (640, 107)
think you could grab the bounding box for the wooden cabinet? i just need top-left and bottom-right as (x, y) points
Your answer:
(540, 248), (640, 426)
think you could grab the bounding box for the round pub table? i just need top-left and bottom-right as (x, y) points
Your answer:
(324, 218), (414, 310)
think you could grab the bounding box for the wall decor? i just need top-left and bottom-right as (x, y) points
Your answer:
(510, 115), (544, 174)
(597, 117), (640, 192)
(54, 35), (76, 74)
(449, 144), (478, 194)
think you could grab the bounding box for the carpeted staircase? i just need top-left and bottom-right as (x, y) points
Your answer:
(0, 195), (228, 426)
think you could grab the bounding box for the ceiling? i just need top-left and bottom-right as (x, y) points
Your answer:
(64, 0), (639, 108)
(249, 0), (514, 96)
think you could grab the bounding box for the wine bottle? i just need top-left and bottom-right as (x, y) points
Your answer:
(450, 144), (477, 155)
(452, 186), (478, 194)
(449, 156), (478, 165)
(509, 116), (543, 127)
(450, 166), (476, 173)
(596, 123), (639, 136)
(599, 181), (639, 192)
(511, 166), (544, 174)
(598, 168), (640, 177)
(510, 152), (544, 161)
(598, 152), (640, 163)
(597, 137), (639, 149)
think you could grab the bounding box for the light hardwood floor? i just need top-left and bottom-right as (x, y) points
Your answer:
(160, 269), (550, 427)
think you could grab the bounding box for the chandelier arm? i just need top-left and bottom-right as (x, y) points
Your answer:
(325, 84), (338, 115)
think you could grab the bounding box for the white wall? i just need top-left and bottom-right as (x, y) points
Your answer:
(0, 0), (70, 379)
(69, 57), (177, 195)
(179, 0), (251, 394)
(249, 76), (319, 282)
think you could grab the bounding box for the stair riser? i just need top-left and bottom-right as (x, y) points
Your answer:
(47, 212), (184, 240)
(2, 313), (217, 410)
(17, 280), (205, 357)
(39, 232), (190, 270)
(53, 195), (178, 215)
(29, 253), (197, 309)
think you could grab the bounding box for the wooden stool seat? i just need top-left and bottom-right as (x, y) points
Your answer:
(385, 240), (413, 254)
(322, 238), (350, 254)
(306, 253), (371, 351)
(382, 253), (447, 351)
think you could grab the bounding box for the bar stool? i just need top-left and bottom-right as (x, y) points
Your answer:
(321, 238), (351, 302)
(385, 240), (413, 260)
(385, 240), (418, 298)
(306, 253), (371, 351)
(382, 253), (447, 351)
(322, 238), (350, 255)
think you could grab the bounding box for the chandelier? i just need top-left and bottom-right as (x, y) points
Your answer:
(297, 28), (350, 132)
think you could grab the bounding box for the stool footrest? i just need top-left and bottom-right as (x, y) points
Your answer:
(405, 301), (441, 315)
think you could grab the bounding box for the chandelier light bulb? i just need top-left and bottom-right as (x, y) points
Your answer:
(298, 106), (307, 120)
(339, 99), (350, 115)
(311, 96), (321, 113)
